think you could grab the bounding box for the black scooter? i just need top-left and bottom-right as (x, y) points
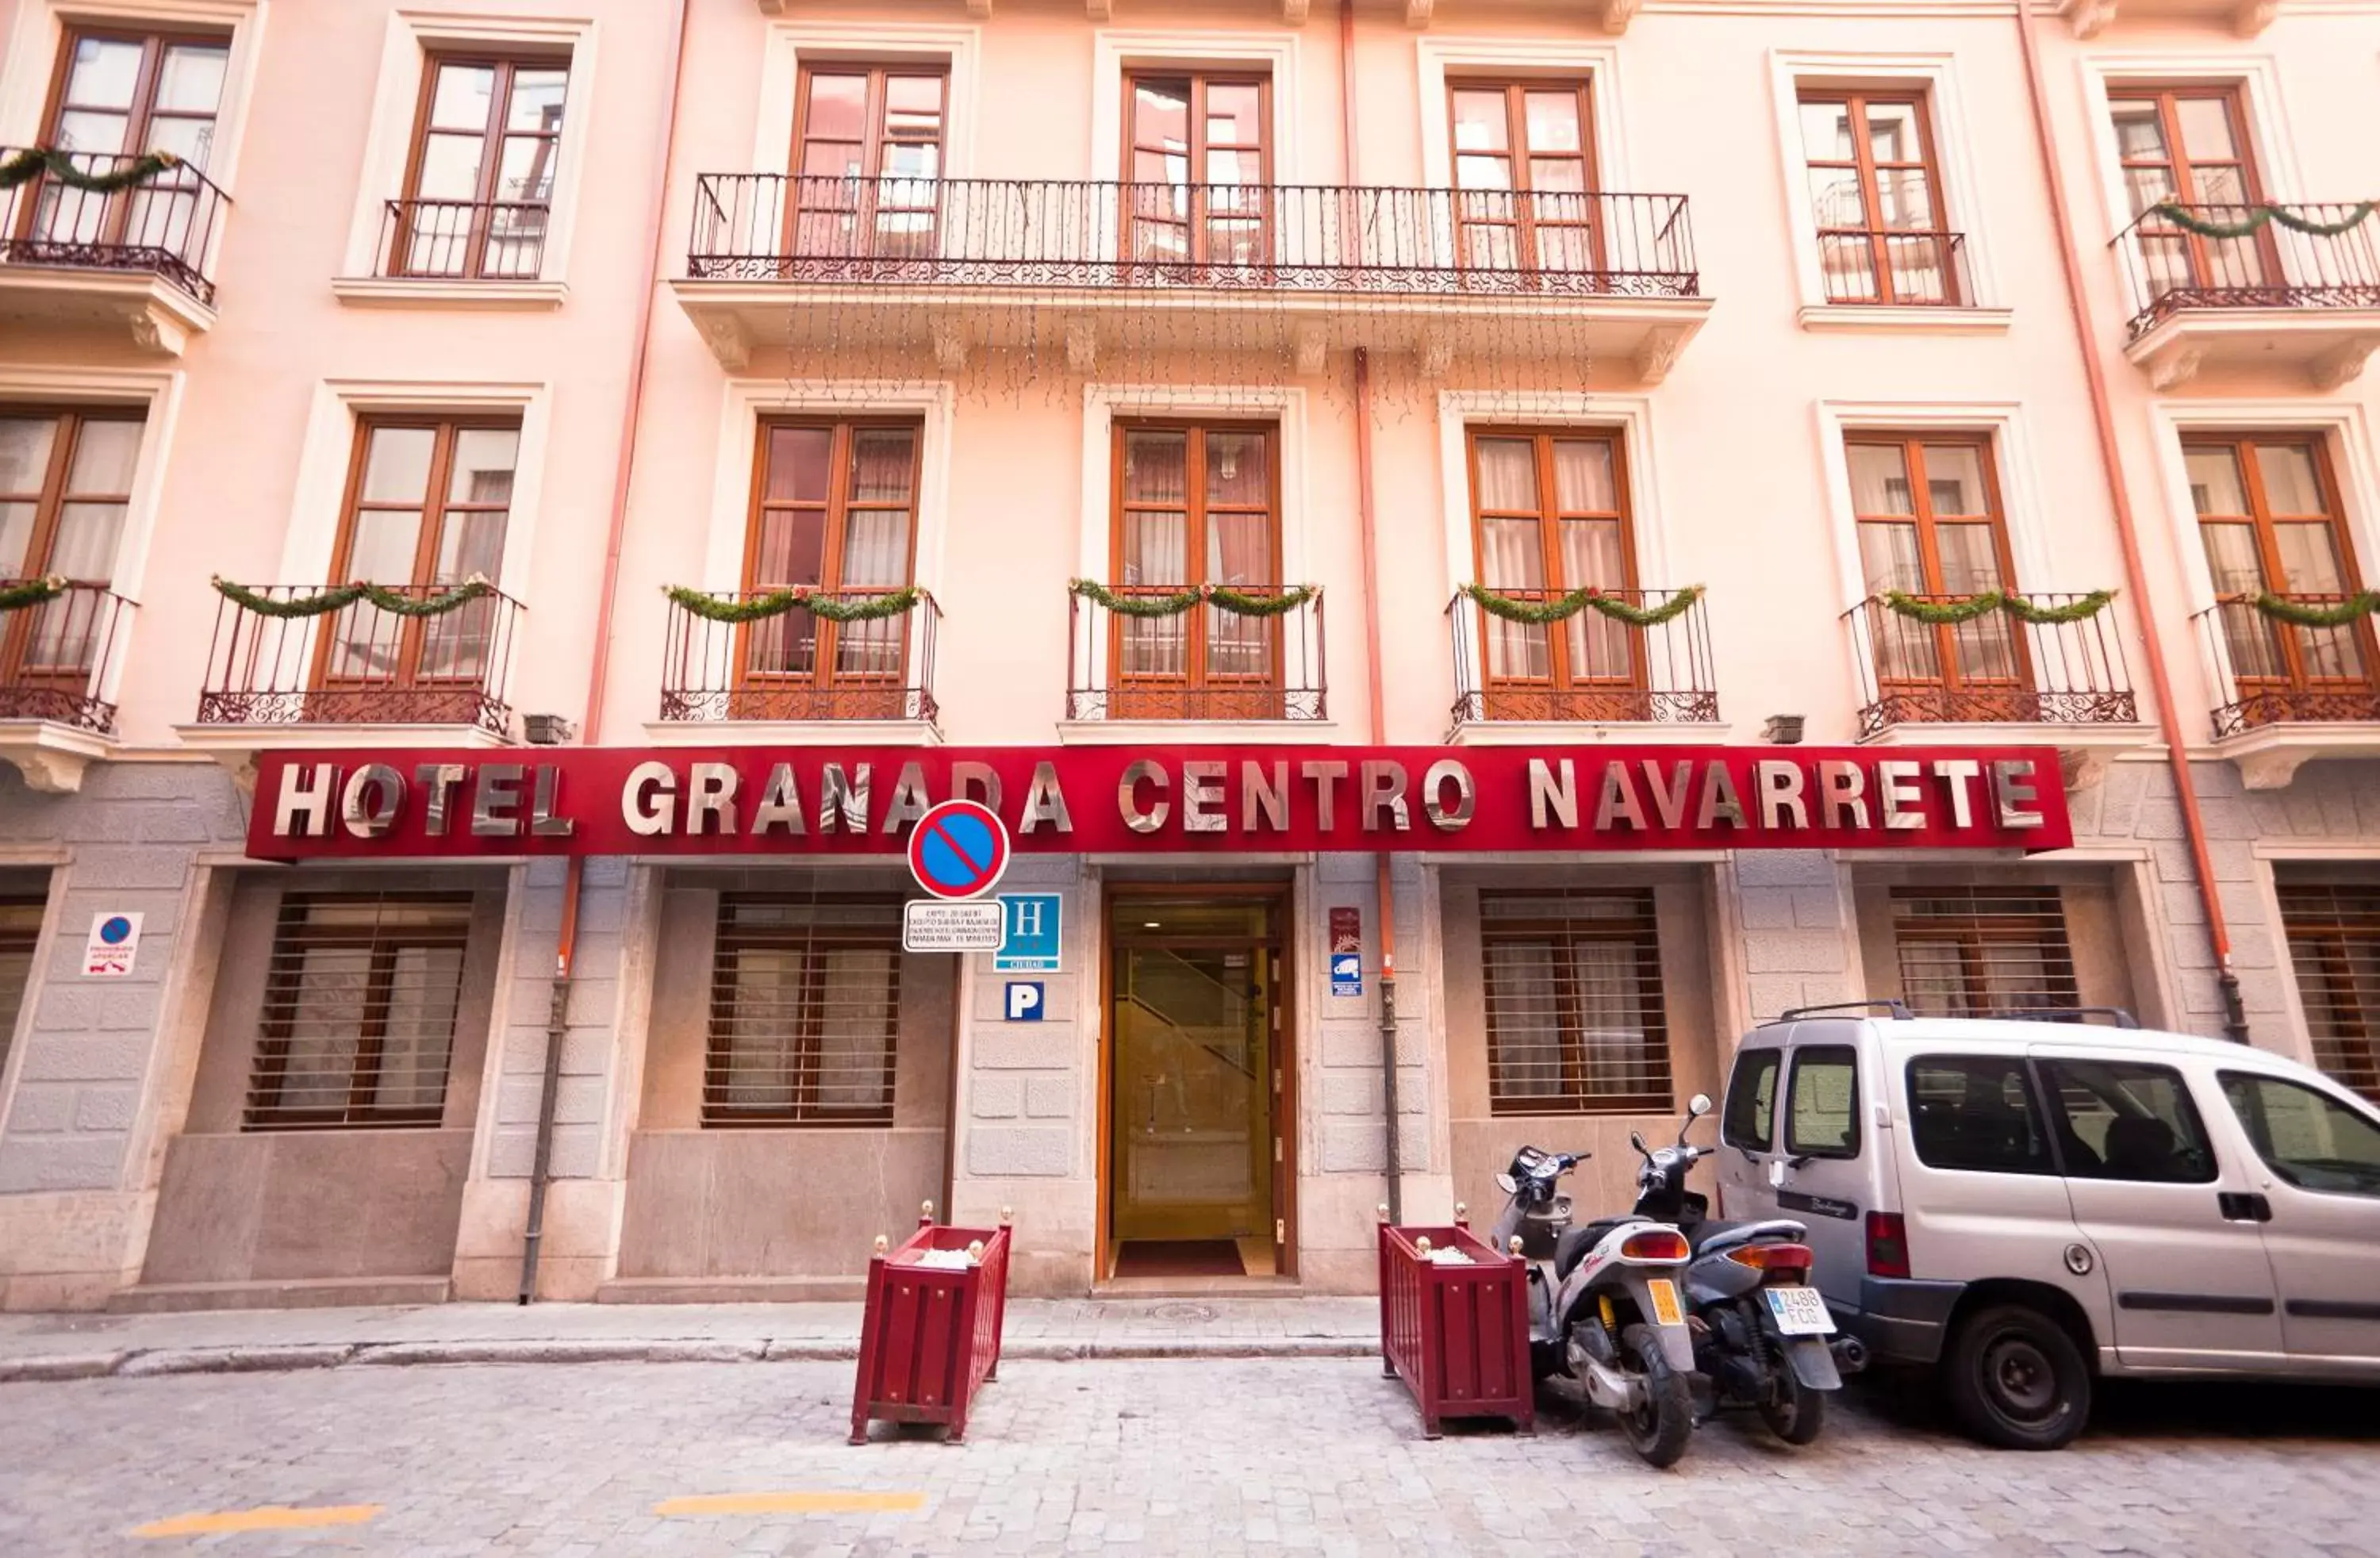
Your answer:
(1625, 1097), (1867, 1444)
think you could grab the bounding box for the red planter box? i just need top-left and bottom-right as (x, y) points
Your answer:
(1377, 1215), (1534, 1437)
(850, 1208), (1013, 1445)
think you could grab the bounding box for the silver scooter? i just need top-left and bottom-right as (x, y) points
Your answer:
(1488, 1094), (1706, 1468)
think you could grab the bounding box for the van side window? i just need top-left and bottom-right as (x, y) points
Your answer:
(1906, 1056), (2054, 1175)
(1786, 1046), (1860, 1158)
(2219, 1072), (2380, 1198)
(1722, 1048), (1779, 1151)
(2037, 1058), (2217, 1184)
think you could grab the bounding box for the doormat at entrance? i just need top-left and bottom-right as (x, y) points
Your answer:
(1113, 1240), (1246, 1278)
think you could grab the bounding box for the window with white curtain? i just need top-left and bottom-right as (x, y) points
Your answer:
(704, 896), (904, 1126)
(1480, 888), (1671, 1115)
(744, 420), (922, 689)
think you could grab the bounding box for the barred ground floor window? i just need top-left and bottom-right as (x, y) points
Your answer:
(1480, 888), (1672, 1115)
(1889, 885), (2079, 1018)
(2276, 881), (2380, 1100)
(0, 896), (42, 1082)
(705, 894), (904, 1127)
(245, 892), (474, 1130)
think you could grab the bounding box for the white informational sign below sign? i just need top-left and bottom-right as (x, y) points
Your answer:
(83, 911), (142, 978)
(903, 899), (1004, 954)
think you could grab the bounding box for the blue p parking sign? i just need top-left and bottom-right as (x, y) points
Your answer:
(1005, 982), (1045, 1022)
(996, 892), (1061, 973)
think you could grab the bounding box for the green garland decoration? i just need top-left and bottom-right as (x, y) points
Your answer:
(1067, 579), (1321, 618)
(664, 583), (927, 623)
(1460, 581), (1704, 628)
(0, 576), (67, 612)
(2148, 198), (2378, 240)
(1880, 589), (2117, 626)
(0, 147), (182, 194)
(211, 574), (494, 620)
(2248, 589), (2380, 628)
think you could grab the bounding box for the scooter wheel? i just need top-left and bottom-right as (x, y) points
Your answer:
(1618, 1324), (1694, 1468)
(1758, 1359), (1827, 1445)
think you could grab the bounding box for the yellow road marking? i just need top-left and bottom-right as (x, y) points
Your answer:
(655, 1491), (926, 1517)
(133, 1505), (382, 1537)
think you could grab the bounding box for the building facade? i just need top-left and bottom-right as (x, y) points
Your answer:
(1, 0), (2377, 1309)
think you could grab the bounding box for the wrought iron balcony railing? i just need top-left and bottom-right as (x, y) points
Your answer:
(2113, 203), (2380, 338)
(1847, 593), (2138, 738)
(374, 198), (551, 282)
(1068, 585), (1326, 722)
(0, 582), (129, 735)
(194, 583), (521, 738)
(2196, 593), (2380, 738)
(689, 175), (1699, 297)
(659, 588), (940, 724)
(1447, 587), (1718, 725)
(1816, 228), (1971, 306)
(0, 148), (228, 306)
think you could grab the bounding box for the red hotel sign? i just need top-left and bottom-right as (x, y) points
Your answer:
(245, 745), (2071, 860)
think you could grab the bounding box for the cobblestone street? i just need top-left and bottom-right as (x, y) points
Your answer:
(3, 1354), (2377, 1556)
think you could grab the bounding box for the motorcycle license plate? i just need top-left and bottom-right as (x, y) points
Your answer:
(1765, 1286), (1836, 1336)
(1646, 1279), (1683, 1328)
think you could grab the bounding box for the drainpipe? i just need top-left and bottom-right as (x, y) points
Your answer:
(1340, 0), (1403, 1218)
(2012, 6), (2248, 1039)
(519, 0), (697, 1303)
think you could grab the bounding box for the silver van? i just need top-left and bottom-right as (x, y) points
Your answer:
(1714, 1006), (2380, 1449)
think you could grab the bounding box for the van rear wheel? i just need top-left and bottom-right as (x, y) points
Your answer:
(1944, 1303), (2090, 1451)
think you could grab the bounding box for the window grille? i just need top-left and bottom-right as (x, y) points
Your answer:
(705, 895), (903, 1126)
(2277, 882), (2380, 1100)
(0, 898), (42, 1082)
(1890, 885), (2079, 1018)
(245, 892), (473, 1131)
(1480, 888), (1671, 1115)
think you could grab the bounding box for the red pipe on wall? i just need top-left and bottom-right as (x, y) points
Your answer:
(2010, 3), (2246, 1038)
(520, 0), (696, 1303)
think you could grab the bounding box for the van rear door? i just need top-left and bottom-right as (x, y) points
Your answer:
(1717, 1038), (1783, 1220)
(1772, 1032), (1877, 1309)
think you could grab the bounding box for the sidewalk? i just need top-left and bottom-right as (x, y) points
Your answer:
(0, 1296), (1381, 1384)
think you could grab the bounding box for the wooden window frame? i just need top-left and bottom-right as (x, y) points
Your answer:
(2186, 432), (2375, 696)
(785, 63), (949, 263)
(1121, 70), (1274, 273)
(0, 896), (42, 1084)
(1848, 431), (2029, 696)
(1445, 77), (1603, 278)
(1480, 888), (1672, 1117)
(703, 893), (904, 1128)
(2274, 883), (2380, 1100)
(314, 415), (519, 695)
(1797, 90), (1960, 306)
(2110, 83), (2278, 292)
(0, 406), (140, 696)
(26, 25), (228, 248)
(1465, 425), (1641, 696)
(1107, 418), (1283, 704)
(393, 52), (569, 280)
(244, 892), (473, 1132)
(1888, 885), (2080, 1019)
(739, 416), (924, 697)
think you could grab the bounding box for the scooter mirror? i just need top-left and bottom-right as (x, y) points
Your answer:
(1687, 1092), (1713, 1118)
(1628, 1130), (1648, 1155)
(1494, 1172), (1518, 1195)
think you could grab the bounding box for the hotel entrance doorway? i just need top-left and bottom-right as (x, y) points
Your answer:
(1103, 888), (1292, 1281)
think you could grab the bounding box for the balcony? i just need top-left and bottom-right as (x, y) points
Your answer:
(1064, 584), (1326, 736)
(674, 176), (1709, 382)
(332, 198), (563, 309)
(2113, 203), (2380, 390)
(2194, 593), (2380, 789)
(651, 588), (940, 743)
(1445, 587), (1718, 741)
(0, 582), (130, 793)
(0, 149), (228, 354)
(179, 584), (521, 773)
(1846, 592), (2145, 777)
